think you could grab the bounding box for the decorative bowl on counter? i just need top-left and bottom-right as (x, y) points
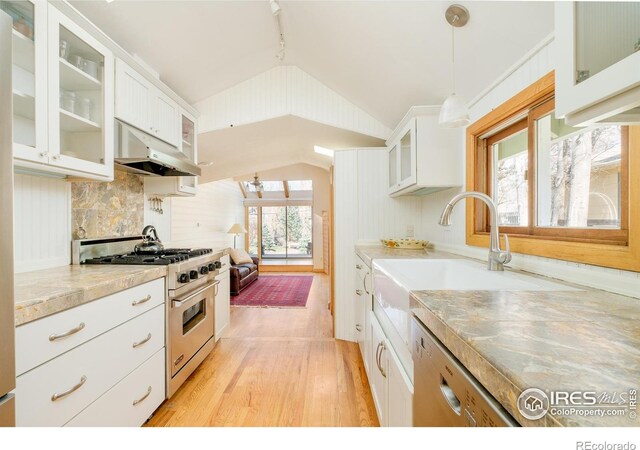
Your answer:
(380, 238), (431, 249)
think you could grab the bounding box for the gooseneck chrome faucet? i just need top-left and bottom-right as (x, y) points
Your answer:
(438, 191), (512, 271)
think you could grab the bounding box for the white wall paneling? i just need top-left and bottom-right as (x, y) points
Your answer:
(333, 150), (359, 342)
(14, 174), (71, 273)
(334, 148), (427, 342)
(195, 66), (392, 140)
(418, 37), (640, 297)
(160, 179), (245, 251)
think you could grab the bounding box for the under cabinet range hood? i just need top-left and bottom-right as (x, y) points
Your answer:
(114, 120), (201, 177)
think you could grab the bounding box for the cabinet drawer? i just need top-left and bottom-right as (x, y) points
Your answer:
(16, 278), (164, 375)
(16, 304), (165, 427)
(65, 348), (165, 427)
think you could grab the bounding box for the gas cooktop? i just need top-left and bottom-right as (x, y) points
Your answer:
(83, 248), (213, 265)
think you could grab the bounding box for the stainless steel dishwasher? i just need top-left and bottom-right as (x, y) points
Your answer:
(412, 317), (518, 427)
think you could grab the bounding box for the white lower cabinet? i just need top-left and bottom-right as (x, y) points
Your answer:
(15, 278), (166, 427)
(368, 310), (413, 427)
(369, 311), (389, 426)
(65, 348), (165, 427)
(387, 342), (413, 427)
(214, 267), (230, 341)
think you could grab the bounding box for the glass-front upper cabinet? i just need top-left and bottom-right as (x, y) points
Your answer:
(398, 118), (417, 188)
(1, 0), (47, 165)
(179, 111), (197, 195)
(47, 4), (114, 180)
(388, 118), (417, 195)
(387, 144), (397, 193)
(555, 2), (640, 125)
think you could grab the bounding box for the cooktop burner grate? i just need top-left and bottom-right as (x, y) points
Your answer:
(82, 248), (213, 265)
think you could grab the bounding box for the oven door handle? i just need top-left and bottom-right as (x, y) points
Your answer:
(172, 281), (219, 309)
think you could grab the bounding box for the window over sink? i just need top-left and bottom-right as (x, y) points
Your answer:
(467, 72), (640, 271)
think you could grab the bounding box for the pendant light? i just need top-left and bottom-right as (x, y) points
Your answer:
(439, 4), (470, 128)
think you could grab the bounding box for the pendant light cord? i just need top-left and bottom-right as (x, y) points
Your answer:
(451, 15), (458, 94)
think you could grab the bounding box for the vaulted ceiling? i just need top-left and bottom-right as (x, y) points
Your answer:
(71, 1), (554, 129)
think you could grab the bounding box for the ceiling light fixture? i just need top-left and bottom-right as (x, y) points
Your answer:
(439, 4), (470, 128)
(314, 146), (334, 158)
(250, 173), (264, 192)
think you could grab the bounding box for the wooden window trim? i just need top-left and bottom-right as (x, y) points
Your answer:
(466, 71), (640, 271)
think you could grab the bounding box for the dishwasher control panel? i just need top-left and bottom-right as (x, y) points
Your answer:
(411, 317), (518, 427)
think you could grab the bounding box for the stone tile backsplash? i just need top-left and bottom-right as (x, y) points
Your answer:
(71, 170), (144, 239)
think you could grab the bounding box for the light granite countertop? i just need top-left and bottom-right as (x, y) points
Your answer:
(357, 245), (640, 427)
(14, 265), (167, 326)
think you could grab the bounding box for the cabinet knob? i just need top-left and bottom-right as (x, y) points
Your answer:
(356, 289), (363, 296)
(51, 154), (60, 160)
(39, 151), (48, 158)
(356, 264), (362, 269)
(355, 324), (363, 332)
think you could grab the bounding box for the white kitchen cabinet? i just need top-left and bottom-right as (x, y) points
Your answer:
(16, 303), (165, 426)
(386, 106), (461, 197)
(4, 1), (113, 180)
(354, 255), (370, 363)
(65, 349), (165, 427)
(387, 342), (413, 427)
(368, 310), (414, 427)
(144, 109), (198, 197)
(14, 278), (166, 427)
(214, 262), (230, 341)
(369, 310), (388, 427)
(47, 4), (114, 181)
(151, 89), (179, 146)
(15, 277), (164, 376)
(115, 57), (152, 132)
(115, 58), (180, 147)
(555, 2), (640, 125)
(2, 0), (48, 166)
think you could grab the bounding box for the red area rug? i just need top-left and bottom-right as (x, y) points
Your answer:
(231, 275), (313, 308)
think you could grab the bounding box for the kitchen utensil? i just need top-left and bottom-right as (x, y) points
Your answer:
(68, 54), (84, 70)
(380, 238), (431, 249)
(82, 58), (99, 80)
(59, 40), (70, 60)
(76, 97), (93, 121)
(59, 90), (76, 114)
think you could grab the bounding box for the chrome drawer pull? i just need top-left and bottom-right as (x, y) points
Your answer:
(133, 386), (152, 406)
(49, 322), (85, 341)
(174, 354), (184, 366)
(51, 375), (87, 401)
(132, 333), (152, 348)
(132, 294), (152, 306)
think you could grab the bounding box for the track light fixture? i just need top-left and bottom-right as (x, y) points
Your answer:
(270, 0), (281, 16)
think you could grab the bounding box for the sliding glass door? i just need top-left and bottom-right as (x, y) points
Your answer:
(247, 205), (312, 259)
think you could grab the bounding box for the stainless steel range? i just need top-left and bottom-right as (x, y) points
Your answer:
(73, 231), (223, 398)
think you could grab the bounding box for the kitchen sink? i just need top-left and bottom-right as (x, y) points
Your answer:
(373, 258), (579, 292)
(371, 258), (580, 351)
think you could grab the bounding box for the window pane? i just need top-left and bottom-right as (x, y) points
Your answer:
(247, 207), (258, 256)
(492, 129), (529, 227)
(286, 206), (312, 258)
(261, 181), (284, 192)
(261, 206), (286, 258)
(287, 180), (313, 191)
(536, 113), (623, 229)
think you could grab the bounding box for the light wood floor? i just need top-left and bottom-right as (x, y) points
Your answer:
(146, 273), (379, 427)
